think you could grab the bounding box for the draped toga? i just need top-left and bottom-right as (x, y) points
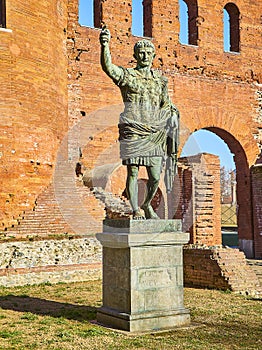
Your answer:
(113, 67), (179, 192)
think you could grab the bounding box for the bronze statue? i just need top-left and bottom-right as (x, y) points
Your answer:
(100, 27), (179, 220)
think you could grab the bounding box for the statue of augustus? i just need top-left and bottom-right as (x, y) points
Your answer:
(100, 27), (179, 220)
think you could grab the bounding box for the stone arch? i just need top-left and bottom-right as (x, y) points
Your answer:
(176, 78), (260, 258)
(182, 126), (254, 257)
(177, 87), (260, 168)
(205, 127), (253, 255)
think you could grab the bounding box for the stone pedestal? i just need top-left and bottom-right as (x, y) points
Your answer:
(96, 219), (190, 333)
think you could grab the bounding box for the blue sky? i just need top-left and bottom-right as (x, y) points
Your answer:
(181, 130), (234, 170)
(79, 0), (230, 50)
(79, 0), (234, 170)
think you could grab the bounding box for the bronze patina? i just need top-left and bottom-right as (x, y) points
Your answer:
(100, 27), (179, 219)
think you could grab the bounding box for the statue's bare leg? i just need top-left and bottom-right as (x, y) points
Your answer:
(126, 165), (145, 220)
(141, 165), (161, 219)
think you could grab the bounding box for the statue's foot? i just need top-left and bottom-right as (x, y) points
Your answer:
(132, 208), (145, 220)
(141, 204), (160, 220)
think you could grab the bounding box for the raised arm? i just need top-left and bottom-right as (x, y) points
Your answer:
(100, 28), (122, 82)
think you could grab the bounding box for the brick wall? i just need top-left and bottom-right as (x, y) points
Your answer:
(0, 0), (68, 230)
(66, 0), (261, 256)
(0, 180), (105, 240)
(1, 1), (261, 258)
(251, 165), (262, 258)
(183, 246), (260, 296)
(177, 154), (221, 246)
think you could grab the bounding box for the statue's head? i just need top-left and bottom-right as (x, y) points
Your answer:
(134, 40), (155, 56)
(133, 39), (156, 68)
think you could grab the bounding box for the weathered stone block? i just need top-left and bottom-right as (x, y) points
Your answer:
(96, 219), (190, 332)
(131, 245), (182, 268)
(137, 267), (177, 290)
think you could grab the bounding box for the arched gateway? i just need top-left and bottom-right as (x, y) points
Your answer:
(175, 83), (261, 257)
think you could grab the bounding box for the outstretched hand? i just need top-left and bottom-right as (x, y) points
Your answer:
(100, 26), (111, 46)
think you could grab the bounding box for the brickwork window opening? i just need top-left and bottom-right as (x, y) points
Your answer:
(132, 0), (152, 37)
(179, 0), (198, 46)
(223, 3), (240, 53)
(79, 0), (102, 28)
(132, 0), (143, 37)
(0, 0), (6, 28)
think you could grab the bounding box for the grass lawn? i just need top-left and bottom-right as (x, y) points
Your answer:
(0, 280), (261, 349)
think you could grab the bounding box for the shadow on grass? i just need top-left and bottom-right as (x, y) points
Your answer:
(0, 295), (97, 321)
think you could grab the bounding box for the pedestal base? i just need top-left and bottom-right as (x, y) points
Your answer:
(96, 219), (190, 333)
(97, 307), (190, 333)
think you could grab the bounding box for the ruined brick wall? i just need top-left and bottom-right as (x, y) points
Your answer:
(178, 154), (221, 246)
(251, 88), (262, 258)
(0, 237), (102, 287)
(68, 0), (261, 160)
(0, 181), (105, 240)
(251, 165), (262, 258)
(173, 166), (194, 237)
(1, 1), (261, 257)
(183, 247), (260, 295)
(0, 0), (68, 230)
(66, 0), (261, 256)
